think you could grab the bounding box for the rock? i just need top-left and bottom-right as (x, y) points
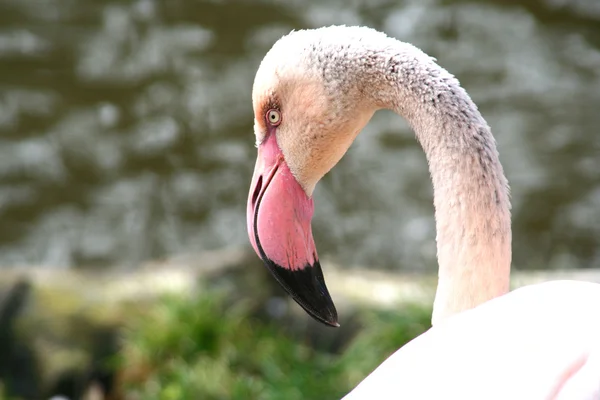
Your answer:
(0, 280), (39, 399)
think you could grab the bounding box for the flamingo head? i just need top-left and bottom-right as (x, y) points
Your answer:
(246, 28), (377, 327)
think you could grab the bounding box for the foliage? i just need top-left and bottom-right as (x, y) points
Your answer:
(117, 292), (431, 400)
(0, 383), (19, 400)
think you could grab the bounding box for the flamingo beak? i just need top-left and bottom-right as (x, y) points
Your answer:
(247, 133), (339, 327)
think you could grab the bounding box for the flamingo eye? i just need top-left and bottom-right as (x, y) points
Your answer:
(266, 109), (281, 126)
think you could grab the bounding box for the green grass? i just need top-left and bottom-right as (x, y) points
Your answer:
(117, 292), (431, 400)
(0, 383), (19, 400)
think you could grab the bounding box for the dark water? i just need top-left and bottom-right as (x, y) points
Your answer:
(0, 0), (599, 271)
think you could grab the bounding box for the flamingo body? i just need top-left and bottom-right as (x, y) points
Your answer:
(345, 281), (600, 399)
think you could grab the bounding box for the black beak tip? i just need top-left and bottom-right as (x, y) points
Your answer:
(261, 257), (340, 328)
(306, 298), (339, 328)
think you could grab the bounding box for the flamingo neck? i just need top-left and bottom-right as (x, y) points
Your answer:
(365, 42), (513, 324)
(266, 27), (513, 324)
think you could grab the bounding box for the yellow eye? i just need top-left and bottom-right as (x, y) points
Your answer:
(266, 109), (281, 126)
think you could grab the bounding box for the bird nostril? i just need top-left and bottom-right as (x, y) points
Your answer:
(252, 175), (263, 207)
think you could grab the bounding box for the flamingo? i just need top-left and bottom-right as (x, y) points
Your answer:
(246, 26), (600, 399)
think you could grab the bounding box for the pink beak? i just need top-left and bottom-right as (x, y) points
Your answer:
(247, 133), (338, 327)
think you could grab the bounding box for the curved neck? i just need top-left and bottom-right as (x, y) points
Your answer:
(364, 42), (512, 324)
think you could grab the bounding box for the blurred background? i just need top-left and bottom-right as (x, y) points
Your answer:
(0, 0), (599, 399)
